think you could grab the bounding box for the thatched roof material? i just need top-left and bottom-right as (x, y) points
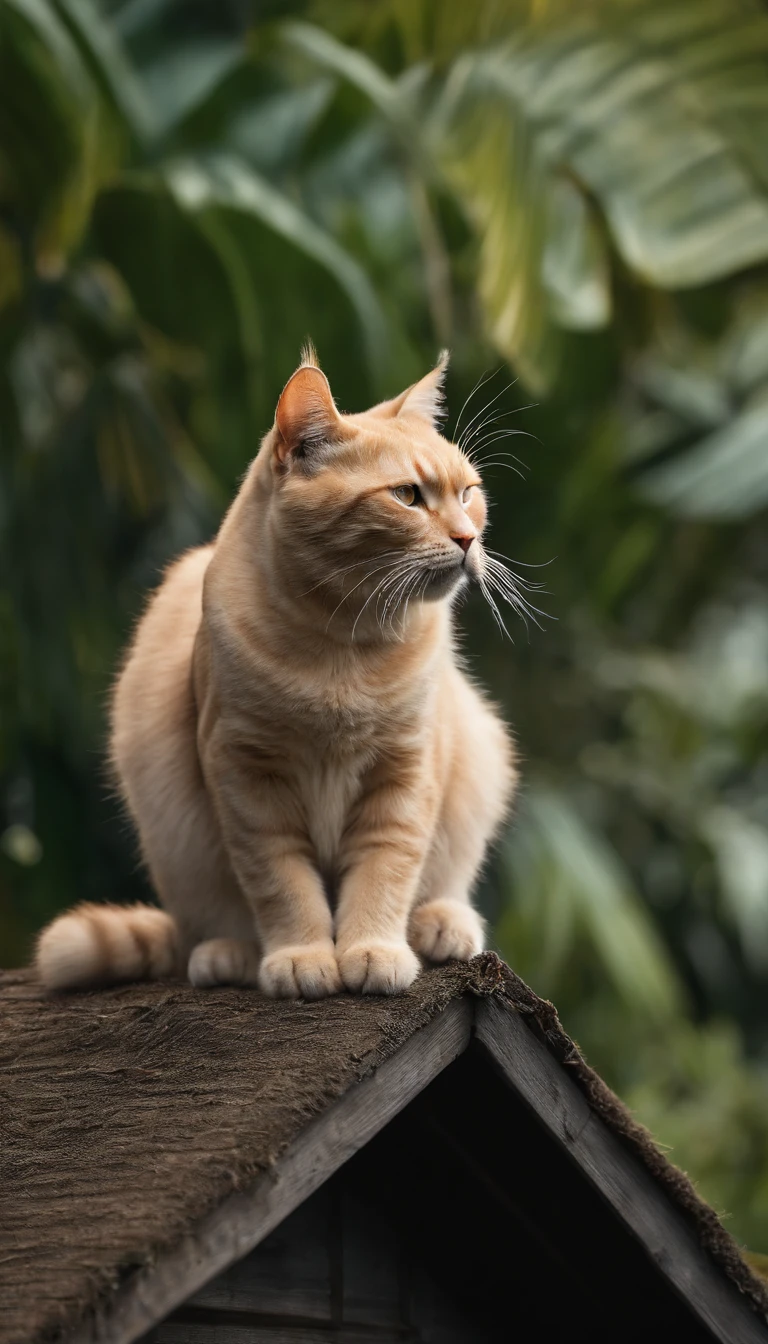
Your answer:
(1, 953), (766, 1344)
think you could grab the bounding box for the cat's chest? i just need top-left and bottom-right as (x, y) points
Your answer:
(288, 694), (402, 873)
(302, 757), (366, 873)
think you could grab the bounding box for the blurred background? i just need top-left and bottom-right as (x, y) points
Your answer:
(2, 0), (768, 1255)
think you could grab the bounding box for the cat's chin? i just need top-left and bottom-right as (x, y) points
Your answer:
(421, 565), (467, 601)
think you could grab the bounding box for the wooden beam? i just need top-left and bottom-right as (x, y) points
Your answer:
(475, 997), (768, 1344)
(72, 998), (472, 1344)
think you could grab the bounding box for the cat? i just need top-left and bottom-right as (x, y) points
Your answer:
(35, 347), (516, 998)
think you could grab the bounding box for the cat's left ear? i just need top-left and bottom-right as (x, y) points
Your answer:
(274, 356), (346, 465)
(369, 350), (449, 429)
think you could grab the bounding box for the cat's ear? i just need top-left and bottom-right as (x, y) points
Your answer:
(369, 350), (449, 429)
(275, 351), (344, 465)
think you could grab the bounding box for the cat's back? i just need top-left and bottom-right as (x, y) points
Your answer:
(111, 544), (214, 773)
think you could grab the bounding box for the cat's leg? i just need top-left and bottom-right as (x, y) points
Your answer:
(410, 688), (515, 964)
(334, 754), (436, 994)
(409, 836), (488, 962)
(117, 676), (259, 986)
(137, 781), (259, 980)
(200, 737), (341, 999)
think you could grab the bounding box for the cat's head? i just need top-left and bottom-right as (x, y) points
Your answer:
(257, 346), (489, 640)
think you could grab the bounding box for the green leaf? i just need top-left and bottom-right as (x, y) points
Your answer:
(279, 23), (450, 344)
(542, 175), (611, 329)
(4, 0), (89, 92)
(720, 297), (768, 393)
(228, 80), (336, 172)
(635, 359), (731, 429)
(502, 785), (686, 1021)
(701, 807), (768, 972)
(140, 39), (243, 138)
(163, 154), (389, 372)
(53, 0), (157, 144)
(432, 0), (768, 384)
(435, 67), (557, 389)
(518, 6), (768, 286)
(0, 0), (99, 244)
(640, 399), (768, 518)
(281, 20), (417, 141)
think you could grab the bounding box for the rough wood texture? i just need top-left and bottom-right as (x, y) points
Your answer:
(73, 999), (471, 1344)
(150, 1168), (489, 1344)
(182, 1200), (332, 1321)
(476, 996), (768, 1344)
(4, 953), (768, 1344)
(150, 1327), (403, 1343)
(0, 962), (479, 1344)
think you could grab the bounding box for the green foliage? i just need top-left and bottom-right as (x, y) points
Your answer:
(499, 785), (686, 1023)
(625, 1021), (768, 1253)
(2, 0), (768, 1250)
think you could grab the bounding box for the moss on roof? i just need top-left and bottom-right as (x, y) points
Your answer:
(1, 953), (766, 1344)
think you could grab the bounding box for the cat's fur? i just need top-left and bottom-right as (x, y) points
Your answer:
(36, 349), (516, 998)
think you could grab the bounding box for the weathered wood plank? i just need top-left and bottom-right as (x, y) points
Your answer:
(75, 997), (472, 1344)
(152, 1324), (406, 1344)
(186, 1193), (333, 1321)
(476, 996), (768, 1344)
(340, 1184), (405, 1327)
(162, 1156), (488, 1343)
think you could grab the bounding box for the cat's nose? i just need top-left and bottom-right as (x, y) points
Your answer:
(452, 535), (474, 556)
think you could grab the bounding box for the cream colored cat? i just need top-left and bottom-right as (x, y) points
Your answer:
(36, 349), (516, 998)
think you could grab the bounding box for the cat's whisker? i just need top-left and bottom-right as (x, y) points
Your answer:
(373, 566), (409, 631)
(467, 431), (533, 466)
(325, 557), (403, 634)
(465, 435), (538, 478)
(393, 565), (428, 642)
(485, 555), (541, 596)
(456, 379), (516, 453)
(486, 570), (531, 621)
(460, 400), (537, 456)
(462, 405), (540, 465)
(472, 460), (526, 480)
(479, 574), (512, 640)
(351, 561), (414, 642)
(486, 547), (555, 572)
(399, 565), (430, 636)
(381, 563), (421, 635)
(484, 555), (547, 593)
(491, 580), (533, 633)
(300, 550), (402, 598)
(463, 408), (523, 453)
(483, 562), (550, 631)
(451, 366), (498, 446)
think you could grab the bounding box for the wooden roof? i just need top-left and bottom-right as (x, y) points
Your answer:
(2, 954), (767, 1344)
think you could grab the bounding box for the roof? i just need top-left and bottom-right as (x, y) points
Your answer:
(1, 953), (767, 1344)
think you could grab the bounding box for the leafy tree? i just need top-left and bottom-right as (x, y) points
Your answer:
(2, 0), (768, 1248)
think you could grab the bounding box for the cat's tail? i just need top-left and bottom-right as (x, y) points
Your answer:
(35, 902), (178, 990)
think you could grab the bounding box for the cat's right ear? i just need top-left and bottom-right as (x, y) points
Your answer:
(274, 364), (344, 466)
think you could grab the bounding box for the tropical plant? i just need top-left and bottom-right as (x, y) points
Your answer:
(2, 0), (768, 1246)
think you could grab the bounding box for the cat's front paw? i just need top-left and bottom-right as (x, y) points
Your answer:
(410, 900), (485, 963)
(259, 942), (341, 999)
(337, 941), (420, 995)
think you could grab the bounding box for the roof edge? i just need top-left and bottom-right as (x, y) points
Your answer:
(478, 995), (768, 1344)
(70, 998), (473, 1344)
(470, 954), (768, 1330)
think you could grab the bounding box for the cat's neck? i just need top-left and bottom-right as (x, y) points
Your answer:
(213, 474), (450, 662)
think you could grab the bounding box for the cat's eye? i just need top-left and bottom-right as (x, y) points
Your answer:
(462, 485), (475, 504)
(393, 484), (421, 507)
